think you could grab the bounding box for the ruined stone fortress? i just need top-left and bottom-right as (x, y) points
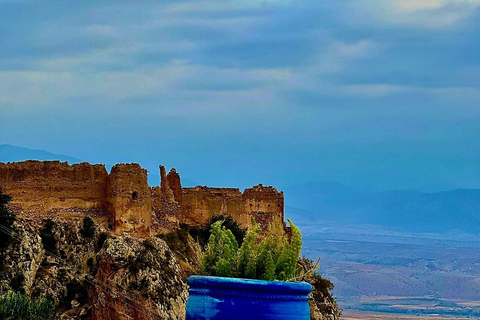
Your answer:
(0, 161), (284, 236)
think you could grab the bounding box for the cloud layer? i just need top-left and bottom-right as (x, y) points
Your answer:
(1, 0), (479, 191)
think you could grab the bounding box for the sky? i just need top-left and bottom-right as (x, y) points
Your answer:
(0, 0), (479, 191)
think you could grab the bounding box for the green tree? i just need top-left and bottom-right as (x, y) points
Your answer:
(80, 217), (95, 238)
(189, 215), (247, 248)
(263, 251), (275, 281)
(275, 219), (302, 280)
(236, 221), (260, 278)
(201, 221), (238, 277)
(256, 222), (285, 279)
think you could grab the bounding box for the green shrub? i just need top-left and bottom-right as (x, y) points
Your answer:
(86, 257), (94, 269)
(201, 219), (302, 281)
(188, 215), (246, 248)
(9, 274), (25, 294)
(297, 257), (340, 317)
(201, 221), (238, 277)
(157, 229), (185, 253)
(61, 281), (87, 307)
(96, 232), (107, 251)
(40, 220), (57, 255)
(157, 224), (196, 263)
(0, 291), (55, 320)
(0, 189), (15, 250)
(80, 217), (95, 238)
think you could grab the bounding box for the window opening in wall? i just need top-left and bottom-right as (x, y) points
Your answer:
(132, 191), (138, 200)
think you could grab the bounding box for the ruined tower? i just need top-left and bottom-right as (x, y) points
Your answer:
(107, 163), (152, 235)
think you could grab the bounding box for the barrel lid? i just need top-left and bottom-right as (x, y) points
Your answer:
(187, 276), (312, 295)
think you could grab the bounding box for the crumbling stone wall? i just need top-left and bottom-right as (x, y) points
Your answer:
(180, 187), (245, 226)
(0, 161), (108, 215)
(151, 185), (180, 233)
(243, 184), (284, 228)
(179, 185), (284, 229)
(0, 160), (285, 236)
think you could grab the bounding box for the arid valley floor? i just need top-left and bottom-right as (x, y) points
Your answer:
(293, 210), (480, 319)
(342, 310), (475, 320)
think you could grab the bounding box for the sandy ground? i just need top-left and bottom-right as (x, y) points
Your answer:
(342, 310), (477, 320)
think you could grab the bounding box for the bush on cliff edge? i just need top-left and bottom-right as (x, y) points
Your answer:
(0, 291), (54, 320)
(188, 214), (247, 248)
(80, 217), (95, 238)
(40, 220), (57, 255)
(0, 189), (14, 250)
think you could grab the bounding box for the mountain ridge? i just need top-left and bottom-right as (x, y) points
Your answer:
(0, 144), (81, 164)
(284, 182), (480, 234)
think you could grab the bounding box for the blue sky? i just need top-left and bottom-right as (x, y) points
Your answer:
(0, 0), (479, 191)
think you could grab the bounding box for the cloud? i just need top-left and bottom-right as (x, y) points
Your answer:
(83, 25), (120, 38)
(359, 0), (480, 27)
(160, 0), (289, 13)
(0, 62), (187, 109)
(0, 54), (292, 117)
(339, 84), (410, 98)
(1, 0), (480, 191)
(337, 84), (480, 110)
(0, 70), (76, 107)
(394, 0), (480, 13)
(310, 40), (378, 74)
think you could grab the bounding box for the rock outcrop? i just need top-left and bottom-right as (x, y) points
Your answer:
(0, 215), (341, 320)
(0, 216), (190, 320)
(298, 259), (342, 320)
(92, 236), (187, 320)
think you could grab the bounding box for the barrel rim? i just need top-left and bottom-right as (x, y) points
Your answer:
(187, 275), (312, 295)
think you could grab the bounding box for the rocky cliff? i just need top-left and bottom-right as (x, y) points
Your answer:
(0, 214), (341, 320)
(0, 216), (190, 320)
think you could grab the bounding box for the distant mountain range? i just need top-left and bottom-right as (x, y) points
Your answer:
(0, 144), (80, 164)
(284, 182), (480, 234)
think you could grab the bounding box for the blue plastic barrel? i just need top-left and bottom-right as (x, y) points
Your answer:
(186, 276), (312, 320)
